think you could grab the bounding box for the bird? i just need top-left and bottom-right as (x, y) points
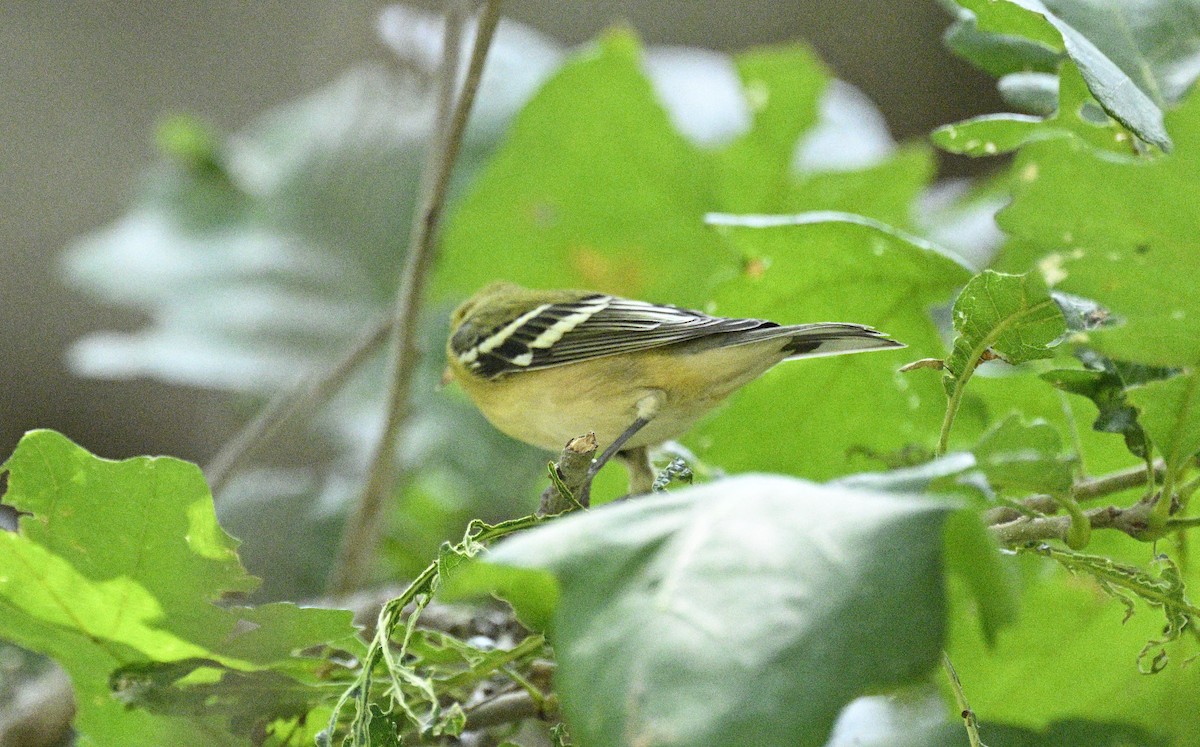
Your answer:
(443, 281), (904, 504)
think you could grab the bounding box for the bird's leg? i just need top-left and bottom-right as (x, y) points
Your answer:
(577, 392), (663, 507)
(617, 447), (655, 497)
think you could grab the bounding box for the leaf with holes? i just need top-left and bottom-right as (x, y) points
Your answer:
(945, 270), (1066, 396)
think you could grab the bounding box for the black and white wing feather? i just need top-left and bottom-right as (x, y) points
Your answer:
(452, 294), (762, 378)
(452, 293), (900, 379)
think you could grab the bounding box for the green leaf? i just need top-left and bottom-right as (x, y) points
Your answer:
(715, 44), (828, 211)
(1040, 350), (1176, 460)
(1037, 0), (1200, 107)
(943, 9), (1063, 78)
(439, 32), (932, 308)
(934, 61), (1135, 156)
(439, 30), (732, 306)
(110, 659), (329, 742)
(998, 88), (1200, 366)
(0, 430), (356, 745)
(949, 0), (1199, 149)
(689, 212), (972, 479)
(1127, 371), (1200, 478)
(946, 548), (1200, 744)
(63, 66), (424, 390)
(973, 415), (1075, 495)
(448, 475), (1010, 747)
(945, 270), (1066, 391)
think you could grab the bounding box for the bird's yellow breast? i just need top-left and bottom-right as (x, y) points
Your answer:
(450, 340), (785, 452)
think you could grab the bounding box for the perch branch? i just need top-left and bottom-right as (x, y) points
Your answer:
(539, 434), (598, 515)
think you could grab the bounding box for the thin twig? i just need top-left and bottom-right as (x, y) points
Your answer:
(941, 651), (985, 747)
(464, 690), (546, 731)
(991, 501), (1160, 545)
(983, 461), (1164, 526)
(1075, 461), (1165, 501)
(204, 316), (391, 496)
(329, 0), (504, 594)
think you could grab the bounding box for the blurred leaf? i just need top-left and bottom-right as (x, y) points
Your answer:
(947, 540), (1200, 744)
(1036, 0), (1200, 107)
(1030, 546), (1197, 674)
(691, 213), (971, 479)
(945, 270), (1066, 393)
(948, 0), (1200, 149)
(943, 9), (1062, 78)
(997, 71), (1060, 115)
(439, 30), (932, 307)
(998, 89), (1200, 367)
(831, 452), (976, 494)
(1127, 371), (1200, 478)
(973, 415), (1075, 495)
(110, 659), (329, 743)
(439, 30), (732, 305)
(715, 44), (827, 211)
(825, 690), (1168, 746)
(64, 66), (430, 389)
(64, 62), (549, 595)
(0, 430), (356, 745)
(448, 475), (1009, 747)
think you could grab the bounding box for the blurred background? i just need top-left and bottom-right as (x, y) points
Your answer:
(2, 0), (999, 467)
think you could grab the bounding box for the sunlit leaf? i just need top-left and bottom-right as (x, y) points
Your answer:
(945, 270), (1066, 393)
(690, 213), (971, 479)
(998, 89), (1200, 367)
(0, 430), (356, 744)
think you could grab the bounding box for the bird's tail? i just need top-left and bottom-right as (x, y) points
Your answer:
(779, 323), (904, 359)
(723, 322), (904, 360)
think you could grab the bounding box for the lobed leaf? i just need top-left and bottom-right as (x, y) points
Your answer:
(0, 430), (356, 745)
(998, 88), (1200, 368)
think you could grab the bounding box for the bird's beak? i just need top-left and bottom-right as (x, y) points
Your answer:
(438, 365), (455, 390)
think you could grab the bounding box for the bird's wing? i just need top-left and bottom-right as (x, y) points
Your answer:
(456, 294), (773, 378)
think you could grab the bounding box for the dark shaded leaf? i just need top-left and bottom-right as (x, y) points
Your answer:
(447, 475), (1013, 747)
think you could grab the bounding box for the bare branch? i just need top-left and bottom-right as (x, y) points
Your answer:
(983, 461), (1164, 526)
(991, 501), (1158, 545)
(204, 316), (391, 496)
(465, 690), (547, 731)
(329, 0), (505, 595)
